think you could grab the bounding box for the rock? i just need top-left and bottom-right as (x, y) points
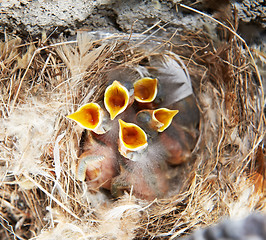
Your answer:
(233, 0), (266, 28)
(0, 0), (209, 38)
(0, 0), (102, 36)
(0, 0), (265, 41)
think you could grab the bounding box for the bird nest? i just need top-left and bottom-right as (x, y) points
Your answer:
(0, 13), (265, 240)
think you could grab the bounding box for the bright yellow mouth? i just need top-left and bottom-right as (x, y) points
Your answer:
(118, 119), (148, 152)
(134, 77), (158, 103)
(67, 103), (102, 130)
(104, 80), (130, 120)
(153, 108), (179, 132)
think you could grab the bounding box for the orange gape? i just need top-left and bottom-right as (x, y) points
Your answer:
(104, 80), (129, 120)
(66, 103), (111, 134)
(119, 120), (147, 149)
(67, 103), (100, 129)
(118, 119), (148, 161)
(153, 108), (179, 132)
(134, 77), (158, 103)
(136, 108), (179, 133)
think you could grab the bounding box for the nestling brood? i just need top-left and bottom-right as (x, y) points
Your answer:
(67, 51), (200, 200)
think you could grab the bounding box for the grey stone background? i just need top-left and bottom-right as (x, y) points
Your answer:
(0, 0), (265, 45)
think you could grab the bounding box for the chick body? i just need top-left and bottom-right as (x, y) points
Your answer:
(111, 159), (169, 201)
(76, 131), (119, 190)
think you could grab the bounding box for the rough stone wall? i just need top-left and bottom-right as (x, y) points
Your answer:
(234, 0), (265, 28)
(0, 1), (265, 43)
(0, 0), (202, 37)
(0, 0), (101, 36)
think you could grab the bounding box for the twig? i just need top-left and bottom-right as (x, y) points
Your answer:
(10, 40), (78, 112)
(0, 215), (25, 240)
(179, 3), (265, 154)
(23, 174), (81, 221)
(179, 4), (264, 97)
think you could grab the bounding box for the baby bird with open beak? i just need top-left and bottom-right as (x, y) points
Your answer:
(117, 119), (148, 162)
(103, 65), (159, 118)
(136, 52), (200, 165)
(104, 80), (134, 120)
(67, 102), (111, 134)
(136, 108), (179, 133)
(133, 77), (158, 109)
(66, 103), (119, 190)
(103, 66), (143, 120)
(112, 116), (171, 200)
(136, 107), (194, 165)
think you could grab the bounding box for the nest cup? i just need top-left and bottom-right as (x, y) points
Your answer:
(0, 22), (265, 240)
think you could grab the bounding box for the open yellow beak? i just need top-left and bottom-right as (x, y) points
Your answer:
(136, 108), (179, 132)
(153, 108), (179, 132)
(67, 103), (107, 134)
(104, 80), (130, 120)
(134, 77), (158, 103)
(118, 119), (148, 160)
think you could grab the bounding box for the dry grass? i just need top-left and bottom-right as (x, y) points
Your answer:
(0, 5), (265, 240)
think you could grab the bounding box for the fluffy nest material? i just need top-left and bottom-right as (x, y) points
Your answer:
(0, 8), (265, 240)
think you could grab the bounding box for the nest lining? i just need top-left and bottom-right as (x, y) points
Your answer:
(0, 11), (265, 240)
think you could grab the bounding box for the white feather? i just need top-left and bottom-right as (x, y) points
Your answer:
(105, 204), (142, 220)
